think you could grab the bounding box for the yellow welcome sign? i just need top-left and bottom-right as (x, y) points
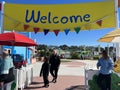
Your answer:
(3, 0), (116, 32)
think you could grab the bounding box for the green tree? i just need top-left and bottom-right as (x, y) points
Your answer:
(71, 52), (79, 59)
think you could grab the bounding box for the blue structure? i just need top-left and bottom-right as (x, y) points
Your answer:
(3, 32), (33, 64)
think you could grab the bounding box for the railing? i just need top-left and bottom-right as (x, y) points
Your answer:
(1, 65), (33, 90)
(16, 65), (33, 90)
(84, 64), (99, 90)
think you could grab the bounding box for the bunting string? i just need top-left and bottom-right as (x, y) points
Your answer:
(3, 13), (111, 36)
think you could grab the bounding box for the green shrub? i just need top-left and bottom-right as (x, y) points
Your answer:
(88, 75), (101, 90)
(111, 73), (120, 90)
(71, 52), (79, 59)
(93, 56), (99, 60)
(88, 73), (120, 90)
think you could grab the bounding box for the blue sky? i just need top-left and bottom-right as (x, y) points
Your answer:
(0, 0), (119, 47)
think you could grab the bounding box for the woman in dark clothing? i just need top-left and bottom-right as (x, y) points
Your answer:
(40, 56), (49, 88)
(97, 50), (114, 90)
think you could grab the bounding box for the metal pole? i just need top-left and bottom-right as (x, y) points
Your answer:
(0, 1), (5, 33)
(98, 44), (100, 53)
(107, 43), (109, 56)
(0, 1), (5, 55)
(115, 0), (119, 28)
(114, 0), (120, 61)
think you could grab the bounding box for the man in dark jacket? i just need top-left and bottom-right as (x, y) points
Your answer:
(49, 49), (61, 83)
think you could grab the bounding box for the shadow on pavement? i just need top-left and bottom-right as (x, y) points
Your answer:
(24, 82), (45, 90)
(31, 81), (44, 85)
(65, 85), (86, 90)
(25, 86), (44, 89)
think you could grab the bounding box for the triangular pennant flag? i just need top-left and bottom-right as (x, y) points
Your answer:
(74, 27), (81, 34)
(85, 24), (91, 30)
(24, 24), (29, 30)
(96, 20), (102, 26)
(64, 29), (70, 35)
(43, 29), (49, 35)
(119, 0), (120, 7)
(53, 29), (60, 36)
(33, 27), (40, 34)
(0, 3), (1, 11)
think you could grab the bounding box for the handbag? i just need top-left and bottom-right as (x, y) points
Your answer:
(4, 67), (15, 84)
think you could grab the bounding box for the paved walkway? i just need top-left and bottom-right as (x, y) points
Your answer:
(24, 60), (97, 90)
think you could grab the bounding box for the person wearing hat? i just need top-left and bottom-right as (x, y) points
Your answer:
(0, 49), (14, 89)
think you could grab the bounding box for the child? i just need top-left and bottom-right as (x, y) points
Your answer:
(40, 56), (49, 88)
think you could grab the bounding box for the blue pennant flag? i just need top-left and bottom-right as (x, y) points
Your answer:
(43, 29), (49, 35)
(64, 29), (70, 35)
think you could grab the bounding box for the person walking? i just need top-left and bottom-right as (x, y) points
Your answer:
(49, 49), (61, 83)
(40, 56), (49, 88)
(97, 50), (114, 90)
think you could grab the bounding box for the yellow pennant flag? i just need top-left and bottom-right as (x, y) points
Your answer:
(3, 0), (116, 32)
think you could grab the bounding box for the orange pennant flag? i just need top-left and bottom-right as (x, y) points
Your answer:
(53, 30), (60, 36)
(24, 24), (29, 30)
(119, 0), (120, 7)
(96, 20), (102, 26)
(85, 24), (91, 30)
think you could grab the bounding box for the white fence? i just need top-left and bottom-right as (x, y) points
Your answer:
(10, 65), (33, 90)
(84, 63), (99, 90)
(15, 65), (33, 90)
(1, 65), (33, 90)
(85, 69), (99, 90)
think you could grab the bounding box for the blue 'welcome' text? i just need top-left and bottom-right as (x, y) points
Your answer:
(25, 10), (91, 24)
